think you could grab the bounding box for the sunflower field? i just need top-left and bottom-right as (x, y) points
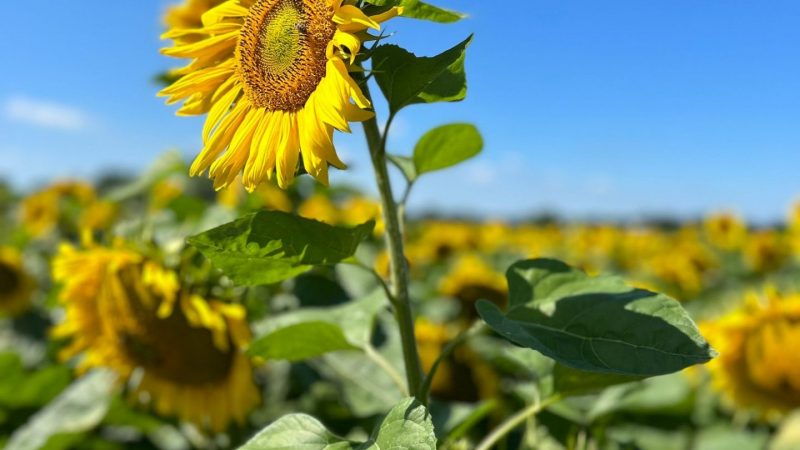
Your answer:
(2, 1), (799, 449)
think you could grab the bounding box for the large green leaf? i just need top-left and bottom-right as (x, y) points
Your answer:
(477, 259), (716, 376)
(414, 123), (483, 175)
(364, 0), (464, 23)
(372, 36), (472, 114)
(238, 398), (436, 450)
(248, 290), (388, 361)
(5, 370), (117, 450)
(188, 210), (374, 286)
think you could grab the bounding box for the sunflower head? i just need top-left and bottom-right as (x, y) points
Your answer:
(704, 212), (747, 250)
(744, 231), (789, 274)
(160, 0), (401, 190)
(0, 247), (35, 317)
(439, 254), (507, 321)
(52, 242), (259, 432)
(702, 288), (800, 420)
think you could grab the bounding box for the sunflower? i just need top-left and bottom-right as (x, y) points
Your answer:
(20, 181), (98, 236)
(165, 0), (227, 30)
(415, 319), (497, 402)
(702, 288), (800, 420)
(439, 254), (507, 322)
(744, 230), (789, 274)
(704, 211), (747, 251)
(160, 0), (402, 190)
(52, 241), (260, 432)
(0, 247), (35, 317)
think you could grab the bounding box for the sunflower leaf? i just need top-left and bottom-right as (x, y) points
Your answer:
(5, 370), (117, 450)
(237, 398), (436, 450)
(477, 259), (716, 376)
(363, 0), (465, 23)
(414, 123), (483, 175)
(187, 210), (374, 286)
(248, 290), (388, 361)
(372, 35), (472, 114)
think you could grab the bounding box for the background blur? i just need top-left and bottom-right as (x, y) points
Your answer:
(1, 0), (799, 221)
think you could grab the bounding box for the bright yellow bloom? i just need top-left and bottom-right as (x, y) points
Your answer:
(165, 0), (226, 30)
(79, 200), (118, 231)
(702, 288), (800, 420)
(340, 196), (383, 235)
(414, 221), (480, 262)
(298, 193), (339, 223)
(645, 238), (716, 300)
(744, 230), (789, 274)
(150, 179), (185, 210)
(20, 189), (60, 236)
(439, 254), (507, 321)
(52, 242), (260, 432)
(20, 181), (98, 236)
(704, 211), (747, 250)
(0, 247), (35, 317)
(160, 0), (402, 190)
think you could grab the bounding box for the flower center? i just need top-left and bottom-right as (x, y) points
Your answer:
(0, 262), (20, 297)
(108, 266), (234, 385)
(237, 0), (336, 111)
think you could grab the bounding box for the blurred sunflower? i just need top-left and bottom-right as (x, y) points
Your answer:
(704, 212), (747, 251)
(20, 181), (98, 236)
(744, 231), (789, 274)
(440, 254), (507, 321)
(0, 247), (35, 316)
(416, 319), (497, 402)
(702, 288), (800, 420)
(52, 242), (260, 432)
(160, 0), (402, 189)
(20, 189), (60, 236)
(165, 0), (226, 30)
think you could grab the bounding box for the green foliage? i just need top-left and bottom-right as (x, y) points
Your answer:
(363, 0), (464, 23)
(188, 210), (374, 286)
(478, 259), (716, 376)
(372, 36), (472, 114)
(414, 123), (483, 175)
(0, 353), (70, 409)
(238, 398), (435, 450)
(5, 370), (116, 450)
(247, 290), (387, 361)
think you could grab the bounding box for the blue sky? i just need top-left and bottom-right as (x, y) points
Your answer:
(1, 1), (799, 222)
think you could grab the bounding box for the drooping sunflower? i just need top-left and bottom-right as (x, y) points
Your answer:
(160, 0), (402, 190)
(702, 288), (800, 420)
(52, 241), (260, 432)
(0, 247), (35, 317)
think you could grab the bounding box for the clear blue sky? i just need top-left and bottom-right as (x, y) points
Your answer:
(1, 1), (799, 222)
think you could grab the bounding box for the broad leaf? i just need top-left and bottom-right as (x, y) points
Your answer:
(364, 0), (464, 23)
(414, 123), (483, 175)
(553, 364), (642, 397)
(248, 290), (388, 361)
(188, 210), (374, 286)
(238, 398), (436, 450)
(372, 36), (472, 114)
(5, 370), (116, 450)
(477, 259), (715, 376)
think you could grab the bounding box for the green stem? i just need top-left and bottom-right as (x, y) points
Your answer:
(356, 73), (425, 400)
(474, 396), (561, 450)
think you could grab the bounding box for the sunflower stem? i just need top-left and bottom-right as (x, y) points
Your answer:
(356, 74), (425, 401)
